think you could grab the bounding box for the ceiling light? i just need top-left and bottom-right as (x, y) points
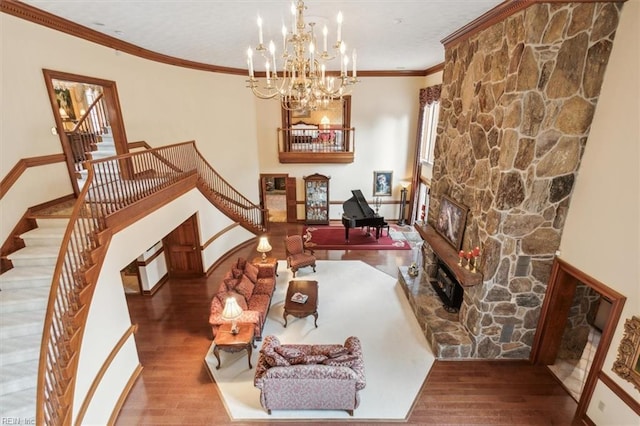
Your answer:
(245, 0), (359, 111)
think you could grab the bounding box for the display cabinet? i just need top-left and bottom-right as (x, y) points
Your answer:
(303, 173), (330, 225)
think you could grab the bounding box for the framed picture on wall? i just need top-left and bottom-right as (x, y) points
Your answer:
(612, 316), (640, 391)
(434, 195), (468, 250)
(373, 171), (392, 196)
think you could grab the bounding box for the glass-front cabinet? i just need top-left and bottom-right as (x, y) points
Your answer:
(304, 173), (330, 225)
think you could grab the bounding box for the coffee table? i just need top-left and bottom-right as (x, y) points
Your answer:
(212, 322), (256, 369)
(283, 280), (318, 328)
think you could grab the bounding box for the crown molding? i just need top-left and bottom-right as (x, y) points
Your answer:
(1, 0), (432, 78)
(441, 0), (532, 48)
(0, 0), (246, 75)
(441, 0), (625, 48)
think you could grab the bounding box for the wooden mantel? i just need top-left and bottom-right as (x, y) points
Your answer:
(415, 225), (483, 287)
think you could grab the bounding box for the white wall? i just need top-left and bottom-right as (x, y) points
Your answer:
(255, 76), (424, 221)
(558, 1), (639, 424)
(137, 242), (167, 293)
(0, 13), (260, 243)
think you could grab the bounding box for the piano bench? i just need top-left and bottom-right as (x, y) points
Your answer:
(382, 222), (390, 237)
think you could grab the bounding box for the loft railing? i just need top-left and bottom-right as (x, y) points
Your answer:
(64, 93), (109, 175)
(36, 142), (266, 425)
(277, 126), (355, 163)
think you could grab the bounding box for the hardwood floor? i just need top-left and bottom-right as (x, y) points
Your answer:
(116, 222), (577, 425)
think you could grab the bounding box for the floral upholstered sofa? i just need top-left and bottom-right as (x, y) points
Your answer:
(208, 257), (276, 340)
(254, 335), (366, 415)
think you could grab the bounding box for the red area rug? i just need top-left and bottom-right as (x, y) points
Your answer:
(302, 225), (410, 250)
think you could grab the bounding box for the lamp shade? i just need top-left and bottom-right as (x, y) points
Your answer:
(257, 236), (272, 253)
(221, 297), (243, 321)
(256, 237), (272, 261)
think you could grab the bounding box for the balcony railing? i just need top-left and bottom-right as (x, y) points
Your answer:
(278, 126), (355, 163)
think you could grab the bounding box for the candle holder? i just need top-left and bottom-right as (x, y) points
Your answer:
(458, 250), (465, 267)
(471, 255), (480, 273)
(465, 251), (472, 270)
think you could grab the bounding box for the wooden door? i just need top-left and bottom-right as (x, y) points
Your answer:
(163, 214), (204, 278)
(286, 177), (297, 223)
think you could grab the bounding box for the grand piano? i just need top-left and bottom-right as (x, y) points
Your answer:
(341, 190), (386, 242)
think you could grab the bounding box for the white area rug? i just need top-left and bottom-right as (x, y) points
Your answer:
(204, 260), (434, 420)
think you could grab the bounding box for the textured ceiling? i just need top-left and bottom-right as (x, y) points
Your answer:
(24, 0), (503, 72)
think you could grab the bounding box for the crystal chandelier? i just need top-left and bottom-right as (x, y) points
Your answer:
(246, 0), (359, 111)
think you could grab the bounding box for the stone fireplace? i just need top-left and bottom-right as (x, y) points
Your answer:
(404, 2), (622, 359)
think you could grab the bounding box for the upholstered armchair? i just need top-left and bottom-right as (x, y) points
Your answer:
(284, 235), (316, 278)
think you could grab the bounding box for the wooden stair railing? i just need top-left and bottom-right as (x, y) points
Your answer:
(64, 93), (109, 176)
(37, 141), (267, 425)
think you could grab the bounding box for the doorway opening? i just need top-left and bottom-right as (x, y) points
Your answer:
(260, 174), (296, 223)
(547, 282), (612, 400)
(120, 259), (141, 295)
(264, 176), (287, 222)
(43, 69), (129, 195)
(532, 257), (625, 421)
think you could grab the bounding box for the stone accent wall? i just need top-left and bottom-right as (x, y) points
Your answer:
(428, 3), (621, 358)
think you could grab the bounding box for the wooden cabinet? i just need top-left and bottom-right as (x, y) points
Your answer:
(303, 173), (330, 225)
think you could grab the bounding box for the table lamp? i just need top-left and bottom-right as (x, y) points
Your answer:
(256, 236), (272, 262)
(221, 297), (243, 335)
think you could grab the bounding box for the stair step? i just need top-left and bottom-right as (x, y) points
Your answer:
(0, 387), (36, 419)
(0, 334), (41, 366)
(34, 217), (69, 229)
(0, 265), (54, 290)
(0, 310), (44, 339)
(89, 150), (117, 160)
(0, 286), (49, 313)
(19, 226), (65, 246)
(5, 246), (60, 267)
(0, 359), (38, 395)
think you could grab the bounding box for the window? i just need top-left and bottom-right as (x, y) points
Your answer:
(420, 101), (440, 165)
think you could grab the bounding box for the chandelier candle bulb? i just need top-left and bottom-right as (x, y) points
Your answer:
(247, 48), (254, 77)
(282, 25), (287, 50)
(265, 61), (270, 85)
(323, 25), (328, 52)
(257, 16), (263, 46)
(269, 41), (277, 75)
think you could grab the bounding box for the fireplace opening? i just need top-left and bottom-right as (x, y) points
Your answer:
(431, 260), (464, 312)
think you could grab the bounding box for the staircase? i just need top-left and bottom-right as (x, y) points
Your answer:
(0, 141), (267, 424)
(0, 217), (67, 420)
(78, 126), (118, 187)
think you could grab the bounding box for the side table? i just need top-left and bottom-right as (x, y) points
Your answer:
(212, 322), (255, 370)
(283, 280), (318, 328)
(252, 256), (279, 277)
